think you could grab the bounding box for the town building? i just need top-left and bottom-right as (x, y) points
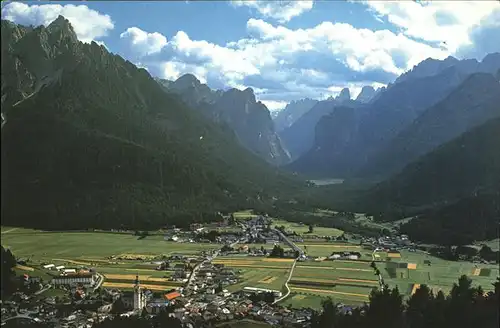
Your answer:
(52, 271), (97, 287)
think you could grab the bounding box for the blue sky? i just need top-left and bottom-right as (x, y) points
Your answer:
(2, 0), (500, 110)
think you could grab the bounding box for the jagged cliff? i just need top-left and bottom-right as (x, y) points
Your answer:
(157, 75), (290, 165)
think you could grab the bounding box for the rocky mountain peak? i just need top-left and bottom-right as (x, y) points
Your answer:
(173, 73), (202, 89)
(336, 88), (351, 102)
(355, 86), (376, 103)
(479, 52), (500, 74)
(396, 56), (460, 84)
(46, 15), (78, 44)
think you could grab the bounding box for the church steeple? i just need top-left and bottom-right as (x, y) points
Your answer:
(134, 273), (139, 287)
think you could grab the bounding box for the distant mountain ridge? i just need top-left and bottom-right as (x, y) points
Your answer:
(289, 52), (500, 178)
(273, 98), (318, 132)
(157, 75), (290, 165)
(358, 73), (500, 178)
(279, 94), (360, 161)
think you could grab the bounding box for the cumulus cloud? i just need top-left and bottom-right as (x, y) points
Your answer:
(260, 100), (287, 112)
(362, 1), (500, 55)
(120, 27), (167, 57)
(231, 0), (313, 23)
(456, 7), (500, 59)
(125, 15), (452, 103)
(1, 2), (114, 43)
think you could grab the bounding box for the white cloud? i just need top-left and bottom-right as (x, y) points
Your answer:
(231, 0), (313, 23)
(363, 1), (500, 54)
(120, 27), (167, 56)
(245, 18), (449, 74)
(260, 100), (287, 111)
(1, 2), (114, 43)
(128, 15), (452, 103)
(160, 61), (208, 84)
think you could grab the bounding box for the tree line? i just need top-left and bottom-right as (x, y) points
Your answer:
(311, 275), (499, 328)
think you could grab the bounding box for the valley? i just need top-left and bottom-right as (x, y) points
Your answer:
(1, 4), (499, 328)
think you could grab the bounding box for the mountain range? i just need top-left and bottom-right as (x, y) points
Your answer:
(1, 16), (499, 243)
(0, 17), (304, 230)
(156, 74), (290, 165)
(286, 53), (500, 178)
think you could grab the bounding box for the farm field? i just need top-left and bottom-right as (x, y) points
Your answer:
(232, 210), (258, 219)
(298, 242), (370, 259)
(213, 256), (294, 292)
(1, 227), (219, 259)
(288, 258), (376, 306)
(1, 226), (218, 292)
(380, 250), (499, 297)
(272, 219), (343, 238)
(281, 243), (499, 309)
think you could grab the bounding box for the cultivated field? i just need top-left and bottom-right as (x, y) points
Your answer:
(2, 227), (218, 292)
(272, 219), (343, 238)
(1, 227), (219, 259)
(3, 226), (498, 309)
(213, 256), (294, 292)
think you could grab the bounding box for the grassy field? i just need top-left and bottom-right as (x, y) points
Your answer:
(1, 227), (219, 259)
(213, 256), (294, 292)
(1, 227), (219, 292)
(282, 244), (499, 309)
(233, 210), (258, 219)
(380, 250), (499, 297)
(3, 226), (498, 310)
(272, 219), (343, 238)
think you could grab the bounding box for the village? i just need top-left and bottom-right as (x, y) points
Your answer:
(2, 213), (498, 328)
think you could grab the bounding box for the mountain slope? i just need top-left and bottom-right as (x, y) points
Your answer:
(286, 105), (369, 177)
(0, 17), (304, 230)
(273, 98), (318, 132)
(291, 54), (500, 178)
(363, 117), (500, 210)
(355, 86), (376, 103)
(157, 75), (290, 165)
(359, 73), (500, 178)
(279, 96), (359, 160)
(399, 191), (500, 245)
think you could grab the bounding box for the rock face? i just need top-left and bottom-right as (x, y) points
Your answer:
(335, 88), (351, 102)
(289, 53), (500, 178)
(1, 17), (302, 229)
(286, 105), (369, 177)
(355, 86), (376, 103)
(279, 95), (356, 161)
(395, 53), (500, 84)
(157, 75), (290, 165)
(273, 98), (318, 132)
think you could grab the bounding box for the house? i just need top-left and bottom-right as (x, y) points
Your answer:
(146, 299), (169, 314)
(164, 291), (181, 302)
(52, 271), (97, 287)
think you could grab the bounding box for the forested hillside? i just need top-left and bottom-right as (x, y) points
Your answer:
(362, 118), (500, 213)
(0, 17), (307, 230)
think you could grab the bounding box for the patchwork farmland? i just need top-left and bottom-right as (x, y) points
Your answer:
(1, 227), (218, 293)
(3, 226), (498, 309)
(212, 256), (294, 292)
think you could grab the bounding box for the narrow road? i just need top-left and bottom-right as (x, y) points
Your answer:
(273, 228), (304, 256)
(271, 227), (303, 304)
(34, 284), (52, 295)
(186, 238), (241, 292)
(273, 258), (298, 304)
(1, 227), (18, 234)
(93, 273), (104, 291)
